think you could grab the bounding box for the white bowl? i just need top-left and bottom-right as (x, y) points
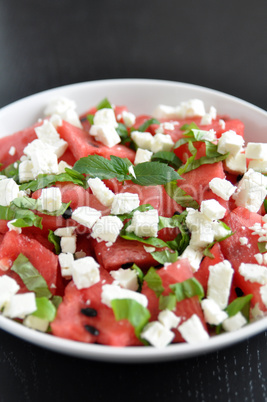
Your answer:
(0, 79), (266, 363)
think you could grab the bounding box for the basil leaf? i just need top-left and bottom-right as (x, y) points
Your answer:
(131, 263), (144, 292)
(111, 299), (151, 339)
(151, 151), (182, 169)
(225, 294), (253, 319)
(0, 204), (43, 229)
(178, 152), (228, 175)
(164, 181), (199, 209)
(143, 267), (164, 297)
(131, 162), (181, 186)
(32, 297), (56, 321)
(258, 242), (267, 254)
(120, 229), (169, 248)
(1, 161), (20, 183)
(159, 294), (177, 311)
(96, 97), (112, 110)
(11, 197), (71, 217)
(19, 170), (86, 191)
(137, 118), (160, 132)
(51, 295), (62, 310)
(48, 230), (61, 254)
(151, 249), (178, 264)
(86, 114), (95, 125)
(11, 254), (52, 298)
(180, 122), (199, 133)
(115, 204), (154, 221)
(170, 277), (204, 302)
(116, 123), (130, 144)
(0, 205), (16, 221)
(164, 211), (190, 254)
(203, 223), (233, 258)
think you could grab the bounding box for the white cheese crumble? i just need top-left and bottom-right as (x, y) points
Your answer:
(71, 206), (102, 229)
(44, 96), (82, 128)
(110, 268), (139, 291)
(90, 108), (121, 147)
(179, 245), (203, 273)
(101, 284), (148, 307)
(60, 235), (77, 254)
(8, 146), (16, 156)
(39, 187), (62, 212)
(158, 309), (181, 329)
(200, 199), (226, 221)
(72, 256), (100, 290)
(0, 275), (20, 309)
(225, 152), (247, 175)
(207, 260), (234, 309)
(91, 216), (123, 244)
(54, 226), (77, 237)
(201, 298), (228, 325)
(122, 110), (136, 127)
(178, 314), (209, 343)
(239, 263), (267, 285)
(222, 312), (247, 332)
(0, 178), (20, 206)
(245, 142), (267, 160)
(87, 177), (115, 207)
(19, 160), (35, 183)
(217, 130), (244, 156)
(126, 209), (159, 238)
(209, 177), (236, 201)
(134, 148), (153, 165)
(58, 252), (74, 277)
(110, 192), (140, 215)
(140, 321), (175, 348)
(3, 292), (36, 319)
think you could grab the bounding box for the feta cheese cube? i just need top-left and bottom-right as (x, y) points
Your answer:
(179, 245), (203, 273)
(178, 99), (206, 118)
(155, 122), (178, 133)
(222, 312), (247, 332)
(35, 120), (60, 144)
(44, 96), (77, 116)
(225, 152), (247, 175)
(0, 275), (20, 309)
(60, 235), (76, 254)
(200, 199), (226, 220)
(201, 298), (228, 325)
(238, 263), (267, 285)
(71, 206), (101, 229)
(134, 148), (153, 165)
(248, 159), (267, 174)
(153, 104), (179, 120)
(49, 114), (63, 128)
(126, 209), (159, 238)
(232, 169), (267, 213)
(58, 252), (74, 277)
(101, 284), (148, 307)
(90, 124), (121, 148)
(91, 216), (123, 244)
(23, 315), (50, 332)
(87, 177), (115, 207)
(260, 284), (267, 307)
(57, 160), (73, 174)
(110, 192), (140, 215)
(150, 133), (174, 153)
(110, 268), (139, 291)
(200, 106), (217, 125)
(245, 142), (267, 159)
(158, 309), (181, 329)
(19, 160), (34, 183)
(72, 256), (100, 290)
(30, 149), (58, 178)
(207, 260), (234, 309)
(8, 146), (16, 156)
(131, 131), (154, 151)
(0, 178), (20, 206)
(209, 178), (236, 201)
(54, 226), (76, 237)
(212, 221), (232, 241)
(3, 292), (36, 319)
(60, 108), (82, 128)
(93, 108), (118, 128)
(178, 314), (209, 343)
(122, 110), (136, 127)
(217, 130), (244, 156)
(140, 321), (175, 348)
(39, 187), (62, 212)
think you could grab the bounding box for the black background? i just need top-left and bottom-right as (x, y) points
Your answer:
(0, 1), (267, 401)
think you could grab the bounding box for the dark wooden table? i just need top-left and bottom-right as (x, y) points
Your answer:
(0, 1), (267, 401)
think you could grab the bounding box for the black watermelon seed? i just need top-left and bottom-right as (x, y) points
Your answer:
(235, 287), (244, 297)
(121, 262), (134, 269)
(81, 307), (97, 317)
(85, 325), (99, 336)
(173, 211), (181, 216)
(62, 206), (73, 220)
(236, 175), (243, 182)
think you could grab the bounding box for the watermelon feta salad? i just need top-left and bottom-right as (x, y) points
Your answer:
(0, 95), (267, 348)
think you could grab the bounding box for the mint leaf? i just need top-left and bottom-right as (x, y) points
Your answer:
(151, 151), (182, 169)
(143, 267), (164, 297)
(159, 294), (177, 311)
(137, 118), (160, 132)
(116, 123), (130, 144)
(32, 297), (56, 321)
(11, 254), (52, 298)
(170, 277), (204, 302)
(96, 97), (112, 110)
(19, 169), (86, 191)
(111, 299), (151, 339)
(164, 181), (199, 209)
(151, 249), (178, 264)
(48, 230), (61, 254)
(131, 161), (181, 186)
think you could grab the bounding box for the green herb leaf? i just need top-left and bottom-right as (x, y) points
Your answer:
(48, 230), (61, 254)
(159, 294), (177, 311)
(11, 254), (52, 298)
(143, 267), (164, 297)
(19, 169), (86, 191)
(137, 118), (160, 132)
(203, 222), (233, 258)
(131, 263), (144, 292)
(131, 161), (181, 186)
(170, 277), (204, 302)
(96, 97), (112, 110)
(115, 204), (154, 221)
(164, 181), (199, 209)
(11, 197), (71, 217)
(111, 299), (151, 339)
(116, 123), (130, 144)
(151, 249), (178, 264)
(86, 114), (95, 125)
(51, 295), (62, 310)
(258, 242), (267, 254)
(151, 151), (183, 169)
(0, 204), (43, 229)
(32, 297), (56, 321)
(1, 161), (20, 183)
(225, 294), (253, 319)
(120, 228), (169, 248)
